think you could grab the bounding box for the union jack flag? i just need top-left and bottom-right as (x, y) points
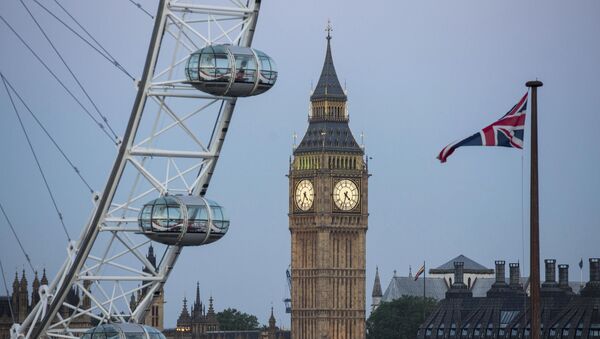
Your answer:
(414, 264), (425, 281)
(437, 93), (528, 163)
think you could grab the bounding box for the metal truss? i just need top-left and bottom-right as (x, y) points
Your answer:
(12, 0), (262, 337)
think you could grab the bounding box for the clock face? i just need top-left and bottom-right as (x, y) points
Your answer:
(295, 179), (314, 211)
(333, 179), (360, 211)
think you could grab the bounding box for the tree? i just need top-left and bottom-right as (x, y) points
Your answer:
(367, 295), (438, 339)
(216, 308), (260, 331)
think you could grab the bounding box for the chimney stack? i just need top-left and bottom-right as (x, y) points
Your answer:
(558, 264), (572, 292)
(446, 262), (471, 298)
(454, 261), (464, 285)
(544, 259), (557, 284)
(581, 258), (600, 297)
(590, 258), (600, 282)
(495, 260), (506, 285)
(509, 263), (522, 288)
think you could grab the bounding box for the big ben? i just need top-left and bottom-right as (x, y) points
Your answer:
(289, 27), (368, 339)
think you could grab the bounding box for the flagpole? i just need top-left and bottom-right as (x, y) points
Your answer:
(423, 260), (426, 322)
(526, 80), (543, 339)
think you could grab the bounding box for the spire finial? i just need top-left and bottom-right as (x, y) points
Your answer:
(326, 19), (333, 41)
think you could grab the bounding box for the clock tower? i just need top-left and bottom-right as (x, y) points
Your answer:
(289, 29), (368, 339)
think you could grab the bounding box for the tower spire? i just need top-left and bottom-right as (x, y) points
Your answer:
(310, 21), (346, 103)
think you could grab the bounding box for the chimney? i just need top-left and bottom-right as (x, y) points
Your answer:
(446, 262), (471, 298)
(558, 264), (572, 292)
(542, 259), (562, 294)
(544, 259), (557, 284)
(454, 261), (464, 285)
(509, 263), (522, 288)
(591, 258), (600, 282)
(495, 261), (506, 285)
(581, 258), (600, 297)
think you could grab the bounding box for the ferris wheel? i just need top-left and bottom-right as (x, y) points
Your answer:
(10, 0), (276, 338)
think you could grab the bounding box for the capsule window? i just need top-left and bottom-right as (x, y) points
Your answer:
(234, 54), (257, 83)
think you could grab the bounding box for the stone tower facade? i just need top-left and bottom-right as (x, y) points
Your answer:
(289, 30), (368, 339)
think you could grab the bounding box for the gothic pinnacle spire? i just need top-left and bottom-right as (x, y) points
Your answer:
(372, 266), (383, 298)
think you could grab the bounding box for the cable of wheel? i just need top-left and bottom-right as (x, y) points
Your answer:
(127, 0), (155, 19)
(0, 16), (118, 145)
(20, 0), (121, 142)
(0, 202), (35, 273)
(1, 75), (72, 242)
(0, 259), (16, 324)
(32, 0), (136, 82)
(1, 73), (94, 194)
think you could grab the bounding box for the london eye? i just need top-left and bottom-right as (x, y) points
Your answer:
(4, 0), (276, 338)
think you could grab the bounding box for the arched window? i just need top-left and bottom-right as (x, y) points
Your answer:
(468, 277), (472, 289)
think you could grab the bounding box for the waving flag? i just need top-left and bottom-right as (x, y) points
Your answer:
(437, 93), (528, 163)
(414, 264), (425, 281)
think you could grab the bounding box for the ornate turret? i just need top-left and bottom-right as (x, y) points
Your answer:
(31, 271), (40, 306)
(269, 307), (276, 328)
(40, 268), (48, 285)
(18, 270), (29, 321)
(178, 297), (191, 322)
(12, 271), (19, 319)
(207, 296), (215, 317)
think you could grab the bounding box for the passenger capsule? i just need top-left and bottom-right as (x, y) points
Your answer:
(185, 44), (277, 97)
(82, 323), (166, 339)
(139, 195), (229, 246)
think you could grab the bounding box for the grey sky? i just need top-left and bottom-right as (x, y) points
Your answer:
(1, 0), (599, 330)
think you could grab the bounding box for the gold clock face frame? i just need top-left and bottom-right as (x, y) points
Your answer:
(295, 179), (315, 211)
(333, 179), (360, 211)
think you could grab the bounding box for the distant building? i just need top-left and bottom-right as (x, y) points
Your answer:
(373, 254), (583, 312)
(0, 269), (92, 338)
(162, 282), (219, 338)
(162, 291), (289, 339)
(417, 258), (600, 338)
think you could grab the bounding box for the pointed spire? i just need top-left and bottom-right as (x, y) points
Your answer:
(20, 269), (28, 289)
(41, 268), (48, 285)
(130, 293), (137, 310)
(269, 306), (276, 328)
(372, 266), (383, 298)
(13, 271), (19, 289)
(195, 282), (201, 307)
(32, 271), (39, 288)
(310, 21), (347, 102)
(146, 244), (156, 270)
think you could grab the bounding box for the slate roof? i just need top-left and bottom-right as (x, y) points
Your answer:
(310, 36), (346, 102)
(383, 277), (449, 301)
(430, 255), (494, 274)
(294, 121), (362, 155)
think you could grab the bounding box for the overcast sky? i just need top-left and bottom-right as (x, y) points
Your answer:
(1, 0), (599, 330)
